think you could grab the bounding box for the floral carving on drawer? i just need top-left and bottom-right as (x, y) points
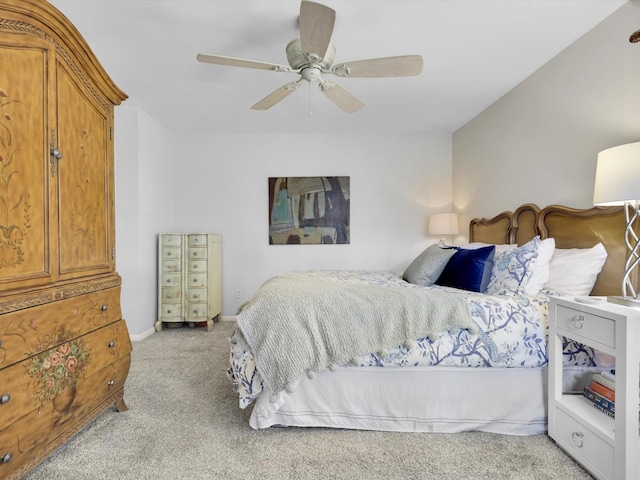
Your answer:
(0, 87), (31, 268)
(24, 326), (91, 409)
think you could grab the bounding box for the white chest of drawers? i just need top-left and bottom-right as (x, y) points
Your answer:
(548, 297), (640, 480)
(156, 233), (222, 332)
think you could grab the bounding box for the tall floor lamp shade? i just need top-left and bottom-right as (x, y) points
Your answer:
(593, 141), (640, 305)
(429, 213), (459, 245)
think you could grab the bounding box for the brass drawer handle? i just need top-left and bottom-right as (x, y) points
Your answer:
(571, 431), (584, 448)
(570, 315), (584, 329)
(108, 341), (115, 348)
(1, 394), (10, 404)
(2, 453), (12, 464)
(107, 380), (115, 387)
(101, 305), (108, 311)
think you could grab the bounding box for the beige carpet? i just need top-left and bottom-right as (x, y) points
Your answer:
(24, 321), (593, 480)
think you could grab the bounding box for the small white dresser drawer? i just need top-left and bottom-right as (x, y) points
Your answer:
(554, 305), (615, 349)
(160, 303), (182, 318)
(188, 234), (208, 246)
(161, 260), (182, 273)
(188, 273), (207, 288)
(162, 246), (182, 260)
(161, 273), (181, 287)
(188, 247), (207, 260)
(188, 260), (206, 272)
(188, 303), (207, 318)
(188, 288), (206, 302)
(554, 407), (614, 479)
(161, 234), (182, 247)
(161, 287), (181, 303)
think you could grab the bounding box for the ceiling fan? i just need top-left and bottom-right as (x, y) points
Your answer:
(196, 0), (423, 113)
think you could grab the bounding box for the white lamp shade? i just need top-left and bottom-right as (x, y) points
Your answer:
(594, 142), (640, 206)
(429, 213), (459, 235)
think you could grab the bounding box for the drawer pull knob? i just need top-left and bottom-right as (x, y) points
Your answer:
(101, 305), (108, 311)
(0, 339), (3, 348)
(571, 431), (584, 448)
(1, 394), (10, 404)
(167, 309), (172, 314)
(2, 453), (12, 464)
(108, 341), (116, 348)
(107, 380), (115, 387)
(193, 264), (198, 269)
(570, 315), (584, 329)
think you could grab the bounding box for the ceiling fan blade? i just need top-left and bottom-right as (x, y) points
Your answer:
(197, 54), (290, 72)
(299, 0), (335, 60)
(319, 81), (364, 113)
(251, 81), (303, 110)
(332, 55), (423, 78)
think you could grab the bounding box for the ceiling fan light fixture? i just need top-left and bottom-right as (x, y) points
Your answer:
(286, 38), (335, 70)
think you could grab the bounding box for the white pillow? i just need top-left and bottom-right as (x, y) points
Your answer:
(463, 242), (517, 255)
(522, 237), (555, 295)
(543, 243), (608, 296)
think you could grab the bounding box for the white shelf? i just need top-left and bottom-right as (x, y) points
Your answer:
(548, 296), (640, 480)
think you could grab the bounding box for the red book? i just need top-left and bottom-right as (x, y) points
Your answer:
(589, 380), (615, 402)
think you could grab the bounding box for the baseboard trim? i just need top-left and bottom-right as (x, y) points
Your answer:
(221, 315), (236, 322)
(130, 326), (156, 342)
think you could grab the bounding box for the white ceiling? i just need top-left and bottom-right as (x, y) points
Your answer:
(50, 0), (626, 135)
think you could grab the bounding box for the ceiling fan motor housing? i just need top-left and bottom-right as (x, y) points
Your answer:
(286, 38), (335, 70)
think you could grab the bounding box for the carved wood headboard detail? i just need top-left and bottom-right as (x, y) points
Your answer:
(469, 203), (628, 296)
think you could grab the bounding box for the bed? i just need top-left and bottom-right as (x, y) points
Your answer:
(228, 203), (629, 435)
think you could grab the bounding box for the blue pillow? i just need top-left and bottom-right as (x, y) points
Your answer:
(435, 245), (496, 293)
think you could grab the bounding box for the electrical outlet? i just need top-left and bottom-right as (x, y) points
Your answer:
(235, 289), (241, 299)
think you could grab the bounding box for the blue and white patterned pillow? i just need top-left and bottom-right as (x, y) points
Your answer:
(486, 236), (540, 296)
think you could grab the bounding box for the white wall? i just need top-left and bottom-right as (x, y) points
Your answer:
(115, 106), (176, 338)
(171, 132), (452, 315)
(452, 1), (640, 228)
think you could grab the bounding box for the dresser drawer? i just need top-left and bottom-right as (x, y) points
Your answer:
(0, 320), (130, 433)
(161, 287), (182, 303)
(188, 260), (207, 272)
(161, 259), (182, 273)
(187, 302), (208, 318)
(187, 287), (206, 302)
(160, 303), (181, 318)
(188, 246), (207, 260)
(160, 273), (181, 287)
(0, 354), (131, 480)
(0, 288), (122, 370)
(161, 234), (182, 247)
(554, 407), (614, 479)
(188, 234), (208, 246)
(554, 305), (615, 349)
(188, 273), (207, 288)
(161, 246), (182, 260)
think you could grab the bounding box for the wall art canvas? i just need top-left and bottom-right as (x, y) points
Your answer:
(269, 176), (350, 245)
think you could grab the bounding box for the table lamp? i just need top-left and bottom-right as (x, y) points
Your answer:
(593, 141), (640, 306)
(429, 213), (459, 246)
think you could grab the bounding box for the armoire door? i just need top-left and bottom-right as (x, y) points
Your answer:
(55, 54), (115, 280)
(0, 33), (53, 291)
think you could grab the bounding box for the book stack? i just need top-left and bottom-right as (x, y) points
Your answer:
(583, 370), (616, 418)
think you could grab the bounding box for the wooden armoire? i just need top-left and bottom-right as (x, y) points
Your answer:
(0, 1), (131, 477)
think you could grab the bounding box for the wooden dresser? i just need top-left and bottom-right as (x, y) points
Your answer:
(156, 233), (222, 332)
(0, 1), (131, 477)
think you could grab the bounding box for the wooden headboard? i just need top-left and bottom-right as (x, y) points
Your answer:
(469, 203), (628, 296)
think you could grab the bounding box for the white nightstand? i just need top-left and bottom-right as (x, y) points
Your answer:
(548, 296), (640, 480)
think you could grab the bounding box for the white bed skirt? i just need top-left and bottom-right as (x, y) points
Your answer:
(249, 365), (593, 435)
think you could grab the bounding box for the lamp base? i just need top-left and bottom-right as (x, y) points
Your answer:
(606, 295), (640, 308)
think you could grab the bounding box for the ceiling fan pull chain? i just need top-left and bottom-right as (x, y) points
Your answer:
(308, 81), (312, 116)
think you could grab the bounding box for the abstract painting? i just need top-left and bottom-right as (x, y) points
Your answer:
(268, 176), (350, 245)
